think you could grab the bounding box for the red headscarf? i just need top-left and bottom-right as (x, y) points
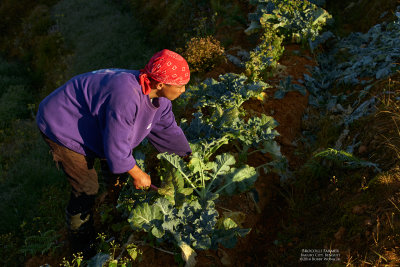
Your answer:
(139, 49), (190, 95)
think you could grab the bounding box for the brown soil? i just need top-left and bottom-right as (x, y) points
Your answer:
(243, 44), (316, 168)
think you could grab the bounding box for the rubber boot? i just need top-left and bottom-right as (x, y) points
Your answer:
(66, 208), (97, 259)
(65, 192), (97, 260)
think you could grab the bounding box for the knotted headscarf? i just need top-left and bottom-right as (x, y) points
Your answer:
(139, 49), (191, 95)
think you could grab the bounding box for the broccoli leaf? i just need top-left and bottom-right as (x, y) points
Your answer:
(211, 218), (251, 249)
(218, 165), (258, 195)
(128, 202), (164, 237)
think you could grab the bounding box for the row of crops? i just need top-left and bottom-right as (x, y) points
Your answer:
(82, 1), (400, 266)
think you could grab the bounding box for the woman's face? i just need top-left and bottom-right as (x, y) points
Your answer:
(159, 83), (186, 100)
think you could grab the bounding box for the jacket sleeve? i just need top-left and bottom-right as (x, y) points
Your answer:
(101, 75), (139, 174)
(103, 107), (137, 173)
(147, 101), (192, 156)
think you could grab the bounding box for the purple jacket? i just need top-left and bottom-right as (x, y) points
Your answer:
(36, 69), (191, 173)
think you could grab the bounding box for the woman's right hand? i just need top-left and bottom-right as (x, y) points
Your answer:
(128, 164), (151, 189)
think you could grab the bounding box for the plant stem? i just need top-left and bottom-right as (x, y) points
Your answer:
(181, 171), (202, 196)
(255, 163), (270, 171)
(233, 143), (242, 152)
(151, 246), (176, 255)
(216, 205), (233, 212)
(136, 241), (176, 255)
(205, 175), (216, 196)
(116, 233), (135, 261)
(199, 160), (205, 193)
(247, 191), (261, 214)
(247, 149), (261, 156)
(214, 182), (230, 195)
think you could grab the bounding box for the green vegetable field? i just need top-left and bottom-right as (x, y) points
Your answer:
(1, 0), (400, 266)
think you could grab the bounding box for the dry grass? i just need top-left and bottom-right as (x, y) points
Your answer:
(357, 72), (400, 170)
(356, 72), (400, 266)
(180, 36), (225, 73)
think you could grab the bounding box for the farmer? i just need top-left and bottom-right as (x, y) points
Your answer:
(36, 49), (192, 257)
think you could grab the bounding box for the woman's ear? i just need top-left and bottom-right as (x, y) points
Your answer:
(149, 78), (164, 90)
(156, 82), (164, 90)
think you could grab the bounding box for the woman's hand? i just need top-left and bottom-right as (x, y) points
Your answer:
(128, 164), (151, 189)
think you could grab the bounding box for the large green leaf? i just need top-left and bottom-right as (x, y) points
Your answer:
(154, 198), (173, 216)
(157, 153), (188, 176)
(212, 153), (236, 177)
(158, 152), (201, 195)
(215, 107), (241, 128)
(222, 217), (238, 229)
(151, 226), (165, 239)
(212, 227), (251, 249)
(128, 202), (163, 231)
(261, 140), (282, 159)
(158, 169), (194, 206)
(161, 215), (180, 233)
(192, 235), (212, 250)
(188, 156), (213, 175)
(211, 217), (250, 249)
(218, 165), (258, 195)
(205, 153), (236, 193)
(157, 183), (174, 201)
(128, 199), (173, 239)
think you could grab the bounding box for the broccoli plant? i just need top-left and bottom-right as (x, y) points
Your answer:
(246, 0), (332, 42)
(124, 142), (256, 266)
(157, 151), (258, 201)
(191, 73), (269, 109)
(244, 0), (332, 80)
